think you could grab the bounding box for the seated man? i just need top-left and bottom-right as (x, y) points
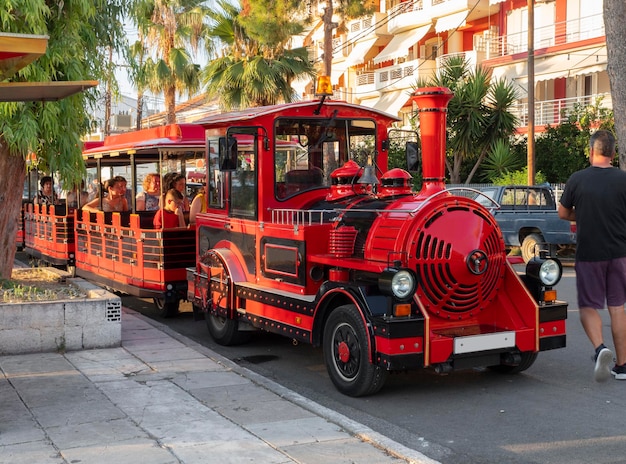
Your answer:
(153, 189), (186, 229)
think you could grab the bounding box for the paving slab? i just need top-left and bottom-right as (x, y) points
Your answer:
(0, 290), (439, 464)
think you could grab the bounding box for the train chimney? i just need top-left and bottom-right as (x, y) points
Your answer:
(410, 87), (453, 199)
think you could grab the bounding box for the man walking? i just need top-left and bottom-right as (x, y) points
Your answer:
(558, 130), (626, 382)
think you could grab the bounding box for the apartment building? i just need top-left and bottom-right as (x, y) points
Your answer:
(299, 0), (609, 131)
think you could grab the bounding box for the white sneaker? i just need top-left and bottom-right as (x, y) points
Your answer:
(594, 347), (613, 383)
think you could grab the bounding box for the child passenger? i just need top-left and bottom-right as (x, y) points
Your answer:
(153, 189), (186, 229)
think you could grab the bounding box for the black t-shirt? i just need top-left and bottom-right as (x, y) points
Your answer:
(560, 166), (626, 261)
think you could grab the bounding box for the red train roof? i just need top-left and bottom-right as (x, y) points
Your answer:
(194, 100), (401, 128)
(82, 124), (205, 156)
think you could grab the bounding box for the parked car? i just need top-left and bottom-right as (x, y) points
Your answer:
(454, 184), (576, 262)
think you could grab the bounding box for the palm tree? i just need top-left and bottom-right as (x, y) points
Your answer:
(203, 0), (316, 109)
(129, 0), (210, 124)
(414, 56), (519, 184)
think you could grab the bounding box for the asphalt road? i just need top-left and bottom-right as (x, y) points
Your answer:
(121, 267), (626, 464)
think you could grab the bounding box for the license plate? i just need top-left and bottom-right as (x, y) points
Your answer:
(454, 331), (516, 354)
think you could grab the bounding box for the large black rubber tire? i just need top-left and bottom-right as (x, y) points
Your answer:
(153, 297), (180, 318)
(520, 233), (544, 263)
(489, 352), (538, 374)
(205, 311), (251, 346)
(323, 304), (388, 397)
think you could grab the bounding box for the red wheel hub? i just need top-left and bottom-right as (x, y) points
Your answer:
(338, 341), (350, 363)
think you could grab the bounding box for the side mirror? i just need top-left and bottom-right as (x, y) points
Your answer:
(406, 141), (420, 171)
(219, 136), (238, 171)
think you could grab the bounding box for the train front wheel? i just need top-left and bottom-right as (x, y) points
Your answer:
(323, 304), (388, 397)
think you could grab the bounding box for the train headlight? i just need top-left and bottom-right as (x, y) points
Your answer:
(526, 257), (562, 287)
(379, 269), (416, 301)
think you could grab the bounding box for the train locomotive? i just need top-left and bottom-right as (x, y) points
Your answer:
(187, 86), (567, 396)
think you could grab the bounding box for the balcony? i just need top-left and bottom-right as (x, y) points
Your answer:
(355, 72), (377, 98)
(480, 13), (605, 59)
(430, 0), (488, 18)
(347, 12), (389, 41)
(374, 58), (437, 92)
(512, 93), (612, 128)
(387, 0), (428, 34)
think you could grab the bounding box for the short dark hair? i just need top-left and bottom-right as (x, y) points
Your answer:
(40, 176), (52, 188)
(590, 130), (616, 158)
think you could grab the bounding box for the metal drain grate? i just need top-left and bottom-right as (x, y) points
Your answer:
(106, 299), (122, 322)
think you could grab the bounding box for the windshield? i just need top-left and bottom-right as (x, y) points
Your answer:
(274, 117), (376, 199)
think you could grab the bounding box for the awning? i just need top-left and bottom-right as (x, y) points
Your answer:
(0, 32), (48, 80)
(0, 80), (98, 102)
(374, 25), (431, 65)
(373, 90), (410, 116)
(435, 11), (468, 34)
(491, 46), (607, 88)
(344, 38), (378, 67)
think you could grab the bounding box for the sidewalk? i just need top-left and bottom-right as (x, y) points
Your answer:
(0, 304), (440, 464)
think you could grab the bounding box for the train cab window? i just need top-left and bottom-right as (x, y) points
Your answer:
(273, 118), (375, 200)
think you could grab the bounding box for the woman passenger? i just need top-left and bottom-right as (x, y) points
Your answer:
(136, 173), (161, 211)
(34, 176), (59, 206)
(82, 176), (129, 212)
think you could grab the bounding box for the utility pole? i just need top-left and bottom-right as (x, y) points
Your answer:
(527, 0), (535, 185)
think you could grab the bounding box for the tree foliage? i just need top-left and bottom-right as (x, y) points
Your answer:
(0, 0), (126, 278)
(492, 166), (546, 186)
(480, 138), (524, 182)
(414, 56), (519, 184)
(202, 0), (315, 109)
(534, 97), (614, 183)
(129, 0), (210, 124)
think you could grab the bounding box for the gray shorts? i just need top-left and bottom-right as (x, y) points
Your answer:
(575, 256), (626, 309)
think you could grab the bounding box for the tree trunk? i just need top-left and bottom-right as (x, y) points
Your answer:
(604, 0), (626, 169)
(322, 3), (334, 77)
(0, 141), (26, 279)
(165, 84), (176, 125)
(136, 91), (144, 130)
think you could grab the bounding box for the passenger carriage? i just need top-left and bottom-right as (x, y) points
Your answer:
(24, 125), (205, 316)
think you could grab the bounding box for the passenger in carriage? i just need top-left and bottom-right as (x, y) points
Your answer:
(167, 173), (190, 212)
(136, 172), (161, 211)
(82, 176), (129, 212)
(153, 188), (186, 229)
(189, 180), (207, 225)
(66, 181), (89, 210)
(34, 176), (59, 206)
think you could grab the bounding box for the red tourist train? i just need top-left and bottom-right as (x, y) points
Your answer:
(186, 86), (567, 396)
(22, 86), (567, 396)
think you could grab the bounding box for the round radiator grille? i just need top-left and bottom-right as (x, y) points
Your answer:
(411, 199), (506, 320)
